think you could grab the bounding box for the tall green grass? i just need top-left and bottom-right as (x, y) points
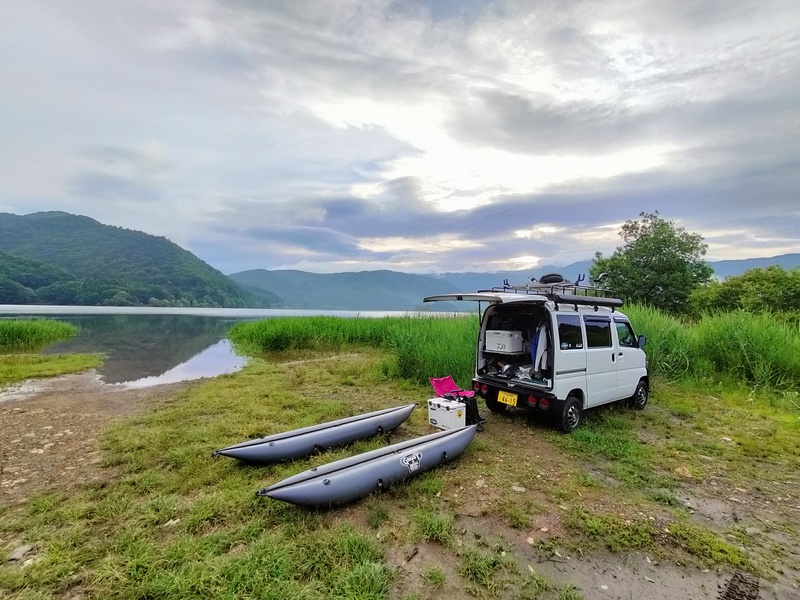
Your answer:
(229, 315), (478, 388)
(229, 308), (800, 392)
(623, 305), (701, 382)
(693, 311), (800, 389)
(0, 318), (78, 350)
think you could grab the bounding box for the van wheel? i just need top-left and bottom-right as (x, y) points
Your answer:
(628, 381), (648, 410)
(485, 398), (507, 413)
(559, 396), (582, 433)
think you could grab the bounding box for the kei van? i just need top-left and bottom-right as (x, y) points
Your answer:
(424, 276), (649, 433)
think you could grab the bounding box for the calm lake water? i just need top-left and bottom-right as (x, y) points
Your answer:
(0, 305), (410, 387)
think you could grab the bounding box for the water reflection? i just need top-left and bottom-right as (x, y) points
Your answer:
(117, 339), (247, 387)
(42, 314), (252, 385)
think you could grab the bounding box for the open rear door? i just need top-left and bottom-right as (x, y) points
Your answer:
(423, 293), (505, 304)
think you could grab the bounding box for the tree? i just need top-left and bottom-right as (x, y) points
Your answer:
(690, 266), (800, 315)
(590, 212), (713, 313)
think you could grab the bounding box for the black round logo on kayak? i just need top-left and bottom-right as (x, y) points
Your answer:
(401, 452), (422, 472)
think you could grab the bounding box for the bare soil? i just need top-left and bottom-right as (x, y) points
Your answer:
(1, 372), (799, 599)
(0, 372), (188, 508)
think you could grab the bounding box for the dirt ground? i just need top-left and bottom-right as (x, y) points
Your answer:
(1, 372), (798, 600)
(0, 372), (188, 508)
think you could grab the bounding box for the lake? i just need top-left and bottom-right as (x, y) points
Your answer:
(0, 305), (411, 387)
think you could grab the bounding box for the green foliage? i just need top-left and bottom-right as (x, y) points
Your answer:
(693, 311), (800, 388)
(667, 522), (754, 571)
(231, 308), (800, 392)
(591, 211), (713, 313)
(0, 319), (77, 350)
(566, 509), (655, 552)
(690, 266), (800, 317)
(621, 304), (699, 381)
(411, 510), (454, 545)
(0, 212), (265, 308)
(229, 315), (478, 386)
(0, 353), (102, 386)
(458, 545), (510, 593)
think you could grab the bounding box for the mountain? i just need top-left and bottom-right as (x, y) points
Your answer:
(427, 261), (595, 292)
(707, 254), (800, 279)
(229, 269), (463, 311)
(0, 212), (269, 308)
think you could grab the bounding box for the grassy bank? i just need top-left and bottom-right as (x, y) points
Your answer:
(3, 351), (798, 599)
(0, 319), (102, 388)
(3, 310), (799, 598)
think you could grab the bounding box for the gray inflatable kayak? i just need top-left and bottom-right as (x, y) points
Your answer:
(258, 424), (477, 507)
(212, 404), (415, 464)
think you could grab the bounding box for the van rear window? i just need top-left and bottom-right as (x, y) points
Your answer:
(557, 315), (583, 349)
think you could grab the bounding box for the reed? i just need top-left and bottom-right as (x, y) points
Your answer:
(229, 314), (479, 388)
(230, 307), (800, 392)
(623, 305), (700, 382)
(692, 311), (800, 389)
(0, 318), (77, 351)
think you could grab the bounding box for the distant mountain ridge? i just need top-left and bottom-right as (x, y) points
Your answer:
(1, 211), (797, 310)
(229, 269), (462, 311)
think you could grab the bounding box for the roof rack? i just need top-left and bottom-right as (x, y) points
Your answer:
(478, 274), (624, 309)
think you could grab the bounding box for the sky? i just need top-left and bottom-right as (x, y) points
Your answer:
(1, 0), (798, 275)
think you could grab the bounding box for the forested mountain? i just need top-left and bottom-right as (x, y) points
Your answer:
(0, 212), (269, 308)
(2, 211), (797, 310)
(229, 269), (463, 311)
(0, 251), (76, 304)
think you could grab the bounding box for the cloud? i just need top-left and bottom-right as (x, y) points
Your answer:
(0, 0), (798, 274)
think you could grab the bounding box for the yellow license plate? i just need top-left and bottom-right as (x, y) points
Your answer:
(497, 390), (518, 406)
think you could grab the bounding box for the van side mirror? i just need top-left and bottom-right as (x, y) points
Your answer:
(637, 335), (647, 348)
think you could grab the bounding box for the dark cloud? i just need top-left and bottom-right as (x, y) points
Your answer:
(68, 172), (162, 203)
(1, 0), (798, 274)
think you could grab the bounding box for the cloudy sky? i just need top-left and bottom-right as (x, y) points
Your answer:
(1, 0), (798, 275)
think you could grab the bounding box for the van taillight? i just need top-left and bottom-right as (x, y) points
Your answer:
(480, 384), (488, 394)
(473, 382), (480, 391)
(538, 398), (550, 410)
(527, 395), (538, 407)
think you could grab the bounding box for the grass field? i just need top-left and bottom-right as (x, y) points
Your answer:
(2, 310), (799, 598)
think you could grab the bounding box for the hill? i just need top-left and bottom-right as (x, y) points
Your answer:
(0, 212), (270, 308)
(707, 254), (800, 279)
(427, 261), (595, 292)
(229, 269), (462, 311)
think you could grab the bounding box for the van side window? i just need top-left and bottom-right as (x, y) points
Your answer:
(615, 322), (636, 347)
(557, 315), (583, 350)
(584, 319), (612, 348)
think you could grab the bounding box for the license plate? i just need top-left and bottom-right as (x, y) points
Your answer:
(497, 390), (517, 406)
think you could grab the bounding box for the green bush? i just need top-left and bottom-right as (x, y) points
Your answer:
(0, 318), (77, 350)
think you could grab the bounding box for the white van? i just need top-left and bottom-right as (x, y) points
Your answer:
(424, 276), (648, 433)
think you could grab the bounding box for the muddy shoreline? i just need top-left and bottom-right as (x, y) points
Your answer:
(0, 372), (188, 507)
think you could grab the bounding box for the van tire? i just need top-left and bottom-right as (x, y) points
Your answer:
(628, 381), (648, 410)
(559, 395), (582, 433)
(485, 397), (507, 413)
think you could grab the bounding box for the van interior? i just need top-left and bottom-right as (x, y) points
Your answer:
(478, 304), (553, 385)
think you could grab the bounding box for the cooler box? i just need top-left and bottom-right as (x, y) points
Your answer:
(427, 398), (466, 431)
(485, 330), (526, 354)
